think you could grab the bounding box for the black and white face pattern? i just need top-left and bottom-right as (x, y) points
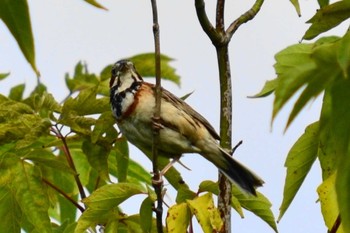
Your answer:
(110, 60), (143, 119)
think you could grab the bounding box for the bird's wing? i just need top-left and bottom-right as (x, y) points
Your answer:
(161, 87), (221, 141)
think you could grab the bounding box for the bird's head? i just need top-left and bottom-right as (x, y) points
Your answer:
(110, 60), (143, 90)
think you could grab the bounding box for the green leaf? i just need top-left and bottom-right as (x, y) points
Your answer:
(337, 31), (350, 78)
(318, 0), (329, 8)
(9, 83), (25, 101)
(0, 0), (38, 75)
(128, 53), (180, 85)
(139, 197), (153, 233)
(65, 62), (99, 93)
(83, 0), (107, 10)
(82, 139), (110, 182)
(91, 111), (118, 144)
(114, 137), (129, 182)
(175, 186), (196, 203)
(83, 183), (145, 210)
(187, 193), (223, 233)
(1, 157), (52, 233)
(317, 173), (344, 233)
(166, 203), (191, 233)
(0, 186), (21, 233)
(75, 208), (113, 233)
(278, 122), (319, 222)
(250, 79), (277, 98)
(127, 159), (152, 185)
(232, 186), (278, 232)
(0, 72), (10, 80)
(289, 0), (301, 16)
(303, 1), (350, 40)
(330, 78), (350, 233)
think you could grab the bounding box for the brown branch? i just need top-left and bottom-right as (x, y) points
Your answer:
(226, 0), (264, 40)
(42, 178), (85, 213)
(52, 126), (86, 200)
(329, 214), (341, 233)
(216, 0), (225, 32)
(150, 0), (164, 232)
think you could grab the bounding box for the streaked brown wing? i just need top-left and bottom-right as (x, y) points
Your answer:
(161, 87), (221, 141)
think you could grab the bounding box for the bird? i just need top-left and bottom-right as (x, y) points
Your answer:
(109, 59), (264, 195)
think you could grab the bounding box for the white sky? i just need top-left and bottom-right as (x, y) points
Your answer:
(1, 0), (347, 232)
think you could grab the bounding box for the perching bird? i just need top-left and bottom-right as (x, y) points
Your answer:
(109, 59), (264, 195)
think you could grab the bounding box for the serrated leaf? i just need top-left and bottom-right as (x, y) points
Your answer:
(317, 173), (345, 233)
(83, 0), (107, 10)
(0, 72), (10, 80)
(187, 193), (223, 233)
(278, 122), (319, 222)
(250, 79), (277, 98)
(9, 83), (25, 101)
(289, 0), (301, 16)
(0, 0), (38, 75)
(65, 62), (99, 92)
(83, 183), (145, 210)
(232, 186), (278, 232)
(166, 202), (191, 233)
(303, 1), (350, 40)
(140, 197), (153, 233)
(128, 53), (180, 85)
(82, 139), (110, 182)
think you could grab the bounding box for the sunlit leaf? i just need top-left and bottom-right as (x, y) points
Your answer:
(83, 183), (145, 210)
(317, 173), (345, 233)
(128, 53), (180, 85)
(187, 193), (223, 233)
(65, 62), (99, 92)
(0, 0), (38, 75)
(166, 203), (191, 233)
(91, 111), (118, 144)
(278, 122), (319, 222)
(0, 186), (21, 233)
(75, 208), (112, 233)
(303, 1), (350, 40)
(114, 137), (129, 182)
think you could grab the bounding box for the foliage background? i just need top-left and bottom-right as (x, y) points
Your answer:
(1, 0), (349, 232)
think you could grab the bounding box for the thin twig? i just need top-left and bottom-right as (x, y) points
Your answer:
(42, 178), (85, 213)
(216, 0), (225, 32)
(150, 0), (164, 232)
(329, 214), (341, 233)
(52, 125), (86, 200)
(226, 0), (264, 40)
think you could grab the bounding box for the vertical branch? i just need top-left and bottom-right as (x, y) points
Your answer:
(150, 0), (164, 232)
(195, 0), (264, 232)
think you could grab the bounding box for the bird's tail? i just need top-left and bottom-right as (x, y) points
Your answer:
(203, 147), (264, 195)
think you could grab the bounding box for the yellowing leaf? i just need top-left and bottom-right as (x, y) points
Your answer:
(166, 202), (191, 233)
(187, 193), (223, 233)
(317, 173), (345, 233)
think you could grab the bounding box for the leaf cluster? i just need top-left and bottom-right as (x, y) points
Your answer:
(255, 2), (350, 231)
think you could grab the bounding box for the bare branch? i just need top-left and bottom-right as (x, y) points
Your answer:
(216, 0), (225, 32)
(226, 0), (264, 40)
(195, 0), (222, 45)
(150, 0), (164, 232)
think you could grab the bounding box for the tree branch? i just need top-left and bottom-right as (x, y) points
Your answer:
(195, 0), (222, 45)
(150, 0), (164, 232)
(216, 0), (225, 32)
(51, 125), (86, 200)
(226, 0), (264, 40)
